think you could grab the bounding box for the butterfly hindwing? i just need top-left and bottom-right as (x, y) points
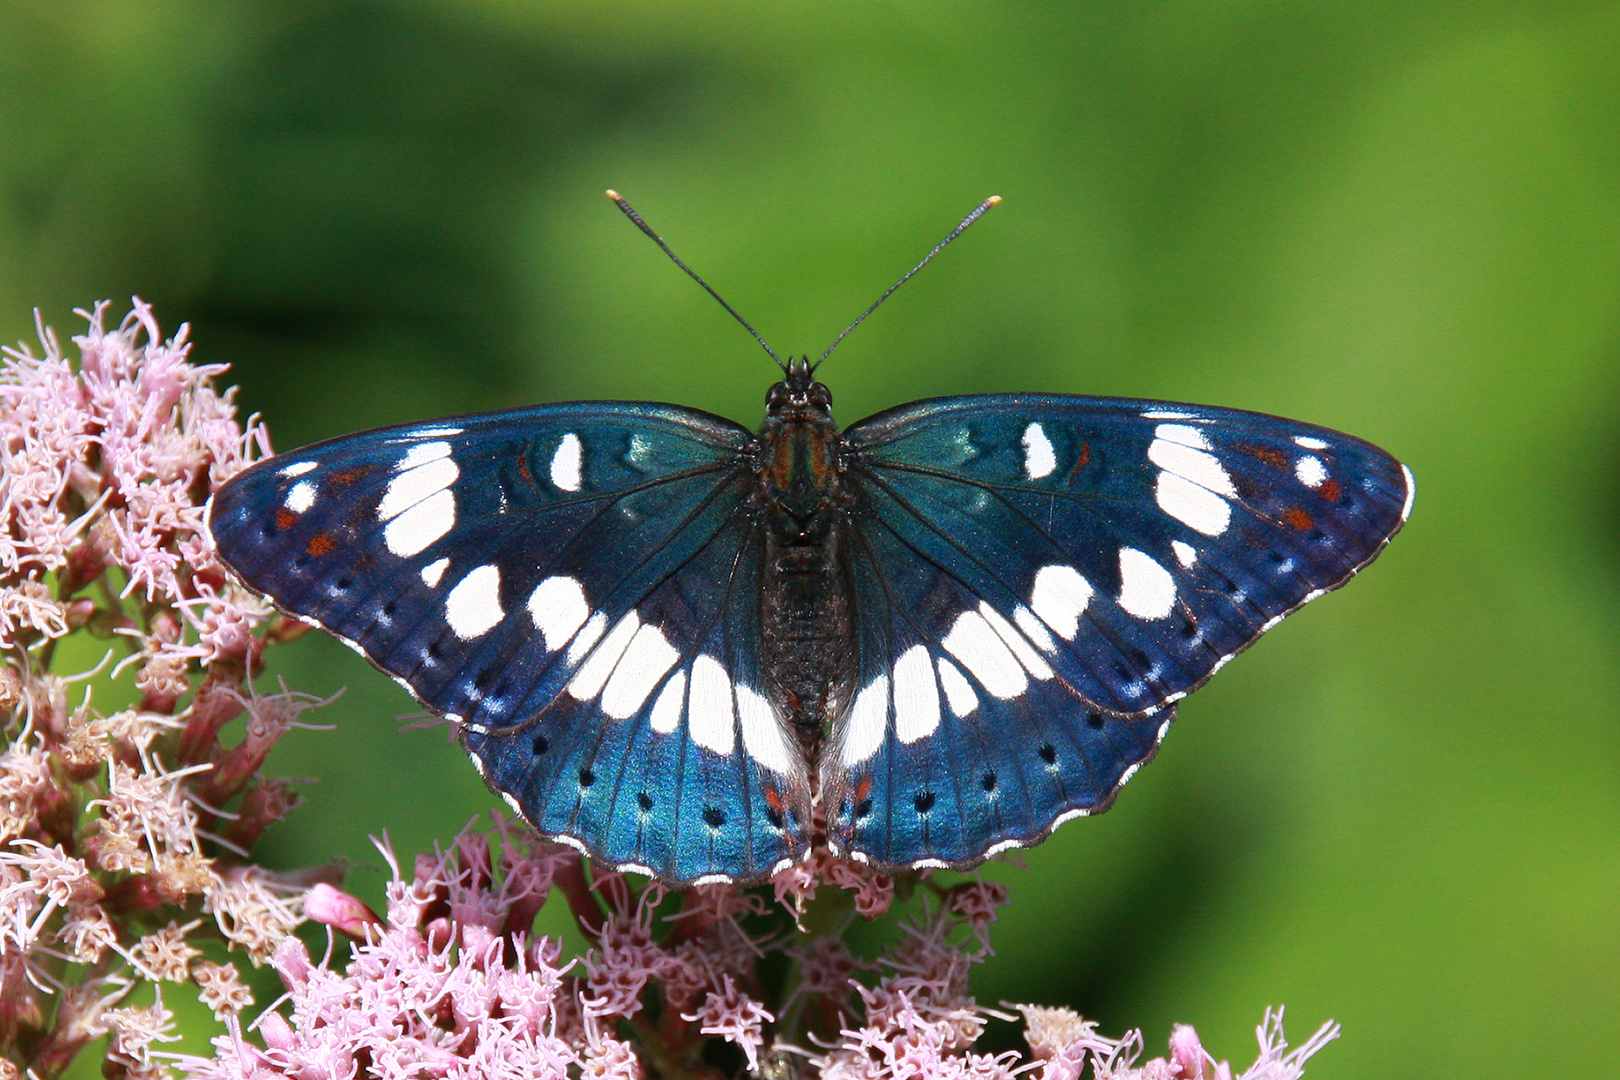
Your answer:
(207, 403), (810, 882)
(462, 506), (811, 883)
(823, 507), (1176, 868)
(821, 393), (1410, 869)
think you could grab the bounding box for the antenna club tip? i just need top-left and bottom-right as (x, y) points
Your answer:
(605, 189), (623, 201)
(986, 195), (1002, 206)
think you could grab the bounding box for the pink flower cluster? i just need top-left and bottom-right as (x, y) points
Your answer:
(1, 303), (328, 1079)
(1016, 1005), (1338, 1080)
(172, 816), (1337, 1080)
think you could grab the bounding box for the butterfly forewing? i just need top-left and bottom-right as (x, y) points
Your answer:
(207, 403), (811, 882)
(843, 395), (1413, 714)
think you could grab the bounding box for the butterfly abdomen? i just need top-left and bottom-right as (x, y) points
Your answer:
(760, 512), (856, 752)
(757, 367), (859, 752)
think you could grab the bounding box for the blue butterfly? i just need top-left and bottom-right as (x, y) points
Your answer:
(206, 195), (1412, 885)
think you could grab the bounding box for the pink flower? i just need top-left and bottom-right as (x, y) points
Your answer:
(1169, 1024), (1210, 1079)
(130, 920), (205, 982)
(173, 823), (586, 1080)
(774, 843), (897, 920)
(583, 878), (678, 1019)
(105, 992), (180, 1073)
(302, 882), (383, 938)
(0, 300), (318, 1079)
(682, 974), (774, 1072)
(192, 960), (255, 1020)
(203, 866), (305, 963)
(164, 817), (1343, 1080)
(943, 880), (1009, 953)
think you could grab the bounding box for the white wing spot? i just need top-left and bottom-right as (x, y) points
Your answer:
(942, 610), (1028, 699)
(412, 426), (463, 438)
(527, 575), (590, 652)
(1142, 409), (1197, 420)
(1295, 455), (1327, 488)
(1013, 604), (1056, 653)
(1117, 547), (1176, 620)
(1149, 427), (1234, 536)
(1155, 470), (1231, 536)
(397, 441), (452, 471)
(839, 674), (889, 766)
(1171, 540), (1197, 568)
(284, 481), (316, 514)
(1149, 434), (1232, 493)
(1400, 465), (1416, 523)
(1021, 422), (1057, 479)
(567, 611), (640, 702)
(1153, 422), (1213, 450)
(1293, 435), (1329, 450)
(600, 622), (681, 719)
(378, 457), (459, 520)
(892, 645), (941, 743)
(420, 557), (450, 587)
(444, 564), (503, 640)
(1030, 564), (1094, 640)
(279, 460), (316, 478)
(737, 683), (795, 774)
(935, 657), (978, 717)
(977, 602), (1054, 680)
(565, 612), (608, 665)
(649, 670), (686, 735)
(688, 654), (736, 756)
(384, 489), (456, 557)
(550, 433), (583, 492)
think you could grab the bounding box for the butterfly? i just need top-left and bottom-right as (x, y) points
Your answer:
(206, 194), (1413, 885)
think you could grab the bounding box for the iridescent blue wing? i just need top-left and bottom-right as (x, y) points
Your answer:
(207, 404), (811, 884)
(821, 394), (1412, 869)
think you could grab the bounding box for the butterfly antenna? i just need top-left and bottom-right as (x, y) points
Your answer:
(816, 194), (1001, 369)
(607, 190), (786, 372)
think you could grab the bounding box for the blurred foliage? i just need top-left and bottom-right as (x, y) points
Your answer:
(4, 1), (1618, 1075)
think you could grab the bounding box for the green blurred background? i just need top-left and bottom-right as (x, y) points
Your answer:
(5, 1), (1619, 1074)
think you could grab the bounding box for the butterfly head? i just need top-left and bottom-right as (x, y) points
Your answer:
(766, 356), (833, 423)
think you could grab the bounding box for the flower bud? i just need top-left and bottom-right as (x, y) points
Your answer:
(304, 882), (383, 939)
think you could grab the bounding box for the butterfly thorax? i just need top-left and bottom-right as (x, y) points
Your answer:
(756, 360), (857, 751)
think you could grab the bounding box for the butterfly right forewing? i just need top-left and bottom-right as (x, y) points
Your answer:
(841, 395), (1412, 717)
